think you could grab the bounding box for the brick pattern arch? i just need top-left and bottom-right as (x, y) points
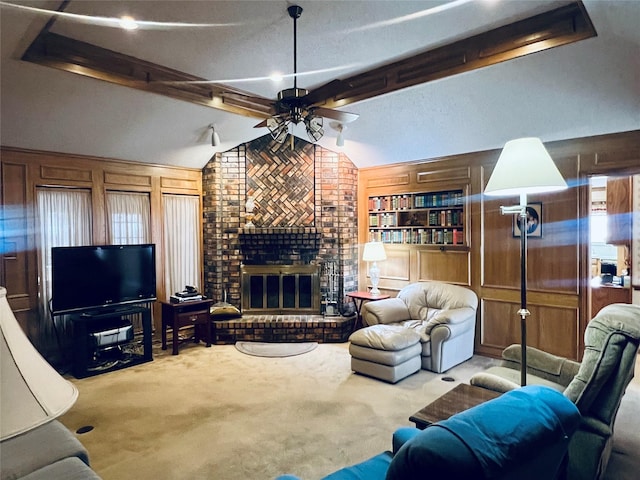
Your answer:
(246, 137), (315, 227)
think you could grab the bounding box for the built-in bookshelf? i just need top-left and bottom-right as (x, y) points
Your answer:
(368, 189), (465, 245)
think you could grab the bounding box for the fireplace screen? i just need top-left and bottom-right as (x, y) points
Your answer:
(241, 265), (320, 314)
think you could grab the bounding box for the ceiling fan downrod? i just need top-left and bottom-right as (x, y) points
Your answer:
(288, 5), (303, 90)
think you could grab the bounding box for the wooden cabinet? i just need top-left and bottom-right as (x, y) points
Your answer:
(606, 176), (632, 245)
(368, 189), (465, 246)
(591, 285), (631, 316)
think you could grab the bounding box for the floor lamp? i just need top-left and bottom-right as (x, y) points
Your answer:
(484, 138), (568, 386)
(0, 286), (78, 440)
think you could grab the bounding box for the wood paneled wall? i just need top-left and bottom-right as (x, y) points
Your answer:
(358, 130), (640, 361)
(0, 147), (203, 355)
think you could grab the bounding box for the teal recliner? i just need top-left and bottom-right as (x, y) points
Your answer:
(470, 303), (640, 480)
(276, 385), (581, 480)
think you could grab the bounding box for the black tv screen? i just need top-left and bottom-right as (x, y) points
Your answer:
(51, 244), (157, 315)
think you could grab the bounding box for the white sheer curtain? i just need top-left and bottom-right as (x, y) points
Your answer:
(106, 191), (151, 244)
(162, 194), (200, 296)
(36, 188), (92, 320)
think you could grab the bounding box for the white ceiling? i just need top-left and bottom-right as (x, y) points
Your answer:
(1, 0), (639, 169)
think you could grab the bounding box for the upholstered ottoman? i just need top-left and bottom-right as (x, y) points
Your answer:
(349, 324), (422, 383)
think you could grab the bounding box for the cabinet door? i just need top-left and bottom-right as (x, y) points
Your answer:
(606, 177), (632, 245)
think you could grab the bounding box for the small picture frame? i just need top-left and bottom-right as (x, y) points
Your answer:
(513, 202), (542, 238)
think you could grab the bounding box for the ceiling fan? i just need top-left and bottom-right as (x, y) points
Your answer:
(250, 5), (359, 144)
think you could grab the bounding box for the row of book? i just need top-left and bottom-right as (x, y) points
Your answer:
(369, 228), (464, 245)
(369, 212), (398, 227)
(369, 209), (463, 228)
(368, 190), (464, 211)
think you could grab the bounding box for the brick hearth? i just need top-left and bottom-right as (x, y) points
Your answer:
(213, 314), (355, 344)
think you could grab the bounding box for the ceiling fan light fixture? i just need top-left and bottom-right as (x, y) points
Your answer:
(305, 115), (323, 142)
(267, 117), (289, 143)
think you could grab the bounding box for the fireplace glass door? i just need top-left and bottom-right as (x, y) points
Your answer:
(241, 265), (320, 314)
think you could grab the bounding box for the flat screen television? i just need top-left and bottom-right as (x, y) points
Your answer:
(51, 244), (157, 315)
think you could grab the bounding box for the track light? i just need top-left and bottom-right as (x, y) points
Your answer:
(329, 121), (348, 147)
(209, 124), (221, 146)
(336, 124), (346, 147)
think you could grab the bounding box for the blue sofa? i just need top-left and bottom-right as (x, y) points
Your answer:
(277, 385), (581, 480)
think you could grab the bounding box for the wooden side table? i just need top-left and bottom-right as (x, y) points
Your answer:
(161, 299), (214, 355)
(346, 291), (390, 332)
(409, 383), (501, 429)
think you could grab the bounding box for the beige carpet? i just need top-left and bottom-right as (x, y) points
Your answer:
(59, 343), (639, 480)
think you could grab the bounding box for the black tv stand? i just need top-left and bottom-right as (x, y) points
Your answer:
(70, 305), (153, 378)
(79, 305), (145, 318)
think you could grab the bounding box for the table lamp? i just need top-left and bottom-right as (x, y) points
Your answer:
(0, 286), (78, 440)
(484, 137), (567, 386)
(363, 241), (387, 295)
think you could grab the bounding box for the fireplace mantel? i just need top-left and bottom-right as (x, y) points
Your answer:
(237, 227), (319, 235)
(238, 227), (321, 265)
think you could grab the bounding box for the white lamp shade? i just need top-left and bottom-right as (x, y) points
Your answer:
(0, 287), (78, 440)
(362, 241), (387, 262)
(485, 137), (568, 197)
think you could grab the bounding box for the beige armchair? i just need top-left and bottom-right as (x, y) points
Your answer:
(361, 281), (478, 373)
(470, 303), (640, 480)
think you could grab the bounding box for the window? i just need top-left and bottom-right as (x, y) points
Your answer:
(36, 188), (92, 319)
(106, 192), (150, 244)
(162, 194), (200, 296)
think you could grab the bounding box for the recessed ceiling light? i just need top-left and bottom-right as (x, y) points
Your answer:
(269, 72), (284, 83)
(119, 16), (139, 30)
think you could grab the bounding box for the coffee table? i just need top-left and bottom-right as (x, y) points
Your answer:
(409, 383), (501, 429)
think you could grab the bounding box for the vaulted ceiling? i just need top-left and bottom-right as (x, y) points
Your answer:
(1, 0), (639, 169)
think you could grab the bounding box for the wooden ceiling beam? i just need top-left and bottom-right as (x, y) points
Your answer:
(306, 2), (596, 107)
(22, 32), (273, 119)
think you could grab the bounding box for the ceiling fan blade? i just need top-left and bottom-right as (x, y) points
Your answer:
(254, 119), (268, 128)
(303, 80), (344, 106)
(311, 107), (359, 123)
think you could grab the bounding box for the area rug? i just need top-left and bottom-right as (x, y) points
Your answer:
(235, 341), (318, 357)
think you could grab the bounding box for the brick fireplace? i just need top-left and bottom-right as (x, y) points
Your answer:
(202, 135), (358, 331)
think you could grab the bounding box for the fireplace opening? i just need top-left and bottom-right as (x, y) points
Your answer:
(241, 264), (320, 314)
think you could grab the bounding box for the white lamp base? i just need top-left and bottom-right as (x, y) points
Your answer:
(369, 262), (381, 295)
